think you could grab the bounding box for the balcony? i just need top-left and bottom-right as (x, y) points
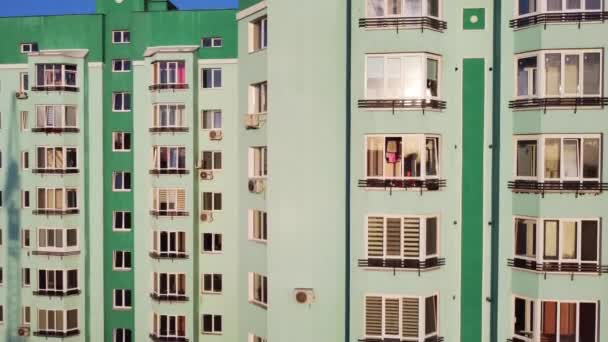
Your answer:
(33, 208), (79, 215)
(358, 257), (445, 274)
(508, 180), (608, 196)
(509, 97), (608, 112)
(508, 258), (608, 275)
(149, 169), (189, 175)
(31, 85), (78, 92)
(31, 127), (79, 133)
(150, 293), (188, 302)
(244, 113), (267, 129)
(149, 334), (188, 342)
(31, 250), (80, 257)
(33, 289), (81, 297)
(32, 168), (79, 175)
(358, 178), (446, 193)
(149, 127), (189, 133)
(358, 99), (446, 113)
(149, 251), (189, 260)
(510, 11), (608, 29)
(148, 83), (189, 91)
(33, 330), (80, 338)
(359, 337), (444, 342)
(359, 16), (447, 32)
(150, 210), (188, 218)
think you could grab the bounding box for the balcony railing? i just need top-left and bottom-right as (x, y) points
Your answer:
(33, 208), (79, 215)
(509, 97), (608, 112)
(31, 85), (79, 92)
(358, 257), (446, 274)
(359, 99), (446, 113)
(359, 336), (444, 342)
(510, 11), (608, 29)
(32, 168), (79, 175)
(33, 289), (81, 297)
(150, 210), (188, 217)
(33, 330), (80, 338)
(31, 127), (79, 133)
(359, 16), (447, 32)
(150, 293), (189, 302)
(508, 258), (608, 274)
(508, 180), (608, 196)
(149, 169), (189, 175)
(149, 251), (189, 260)
(148, 84), (189, 91)
(31, 250), (80, 257)
(149, 127), (189, 133)
(359, 178), (446, 193)
(149, 334), (188, 342)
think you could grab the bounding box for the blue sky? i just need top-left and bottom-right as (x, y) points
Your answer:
(0, 0), (237, 17)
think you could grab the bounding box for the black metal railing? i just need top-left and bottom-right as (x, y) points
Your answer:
(150, 293), (189, 302)
(32, 168), (79, 174)
(34, 330), (80, 338)
(510, 11), (608, 29)
(31, 127), (79, 133)
(508, 180), (608, 196)
(149, 210), (189, 217)
(33, 289), (81, 297)
(149, 334), (188, 342)
(149, 127), (189, 133)
(149, 169), (189, 175)
(148, 84), (189, 91)
(31, 250), (80, 257)
(359, 336), (444, 342)
(359, 99), (446, 113)
(33, 209), (79, 215)
(359, 178), (446, 192)
(149, 252), (189, 260)
(31, 86), (79, 92)
(359, 257), (445, 270)
(359, 16), (447, 32)
(509, 97), (608, 112)
(508, 258), (608, 274)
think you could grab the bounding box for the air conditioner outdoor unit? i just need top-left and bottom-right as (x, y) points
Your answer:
(209, 130), (223, 140)
(200, 211), (213, 222)
(244, 114), (261, 129)
(15, 91), (28, 99)
(200, 170), (214, 180)
(294, 288), (315, 305)
(18, 327), (30, 336)
(248, 178), (265, 193)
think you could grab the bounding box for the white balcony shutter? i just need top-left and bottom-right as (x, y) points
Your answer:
(367, 216), (384, 257)
(402, 297), (419, 338)
(365, 296), (382, 337)
(403, 217), (420, 258)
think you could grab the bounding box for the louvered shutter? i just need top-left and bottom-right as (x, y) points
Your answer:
(386, 218), (401, 257)
(402, 297), (419, 338)
(403, 217), (420, 258)
(384, 298), (400, 337)
(367, 217), (385, 257)
(158, 189), (168, 210)
(365, 296), (382, 337)
(177, 189), (186, 211)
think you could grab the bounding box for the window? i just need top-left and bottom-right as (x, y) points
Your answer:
(36, 147), (78, 171)
(250, 335), (268, 342)
(113, 289), (132, 309)
(152, 146), (186, 171)
(22, 191), (31, 208)
(37, 269), (78, 293)
(152, 61), (186, 86)
(364, 294), (438, 340)
(22, 151), (29, 170)
(202, 37), (223, 48)
(22, 268), (31, 287)
(21, 111), (28, 131)
(513, 298), (598, 342)
(517, 0), (602, 16)
(113, 211), (132, 231)
(201, 192), (222, 211)
(151, 231), (186, 257)
(202, 233), (222, 253)
(366, 0), (440, 18)
(0, 267), (2, 285)
(113, 250), (132, 270)
(514, 217), (600, 265)
(250, 81), (268, 113)
(36, 309), (78, 334)
(202, 110), (222, 130)
(113, 172), (132, 191)
(112, 30), (131, 44)
(365, 135), (441, 180)
(0, 191), (3, 208)
(202, 274), (222, 294)
(152, 188), (186, 214)
(113, 328), (132, 342)
(249, 147), (268, 178)
(366, 215), (439, 260)
(515, 50), (602, 99)
(152, 314), (186, 338)
(200, 151), (222, 171)
(112, 132), (131, 152)
(514, 134), (601, 182)
(202, 314), (222, 334)
(20, 72), (29, 92)
(249, 210), (268, 242)
(250, 16), (268, 52)
(22, 229), (30, 248)
(112, 59), (131, 72)
(0, 305), (2, 323)
(202, 68), (222, 88)
(36, 188), (78, 211)
(153, 104), (186, 129)
(37, 228), (78, 253)
(249, 273), (268, 307)
(153, 273), (186, 297)
(22, 306), (31, 325)
(112, 92), (131, 112)
(35, 64), (77, 89)
(20, 42), (38, 53)
(35, 105), (77, 129)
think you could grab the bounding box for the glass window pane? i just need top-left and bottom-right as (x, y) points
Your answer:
(583, 138), (600, 179)
(366, 57), (385, 98)
(386, 218), (401, 257)
(541, 302), (557, 342)
(564, 55), (580, 94)
(547, 0), (562, 10)
(544, 138), (561, 179)
(366, 137), (384, 177)
(425, 137), (439, 176)
(403, 137), (421, 177)
(579, 303), (597, 342)
(386, 58), (403, 98)
(543, 221), (559, 260)
(561, 221), (577, 259)
(388, 0), (402, 15)
(427, 0), (439, 16)
(514, 298), (535, 338)
(517, 140), (537, 177)
(560, 303), (577, 342)
(425, 296), (438, 334)
(402, 56), (423, 98)
(426, 217), (437, 255)
(519, 0), (537, 15)
(385, 137), (403, 177)
(583, 53), (601, 95)
(545, 54), (562, 96)
(567, 0), (582, 9)
(427, 59), (438, 97)
(515, 218), (536, 258)
(405, 0), (422, 16)
(581, 221), (598, 262)
(563, 139), (580, 178)
(585, 0), (601, 9)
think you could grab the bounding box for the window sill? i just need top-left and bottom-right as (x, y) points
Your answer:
(359, 178), (446, 192)
(509, 97), (608, 112)
(149, 84), (189, 91)
(33, 289), (81, 297)
(149, 127), (189, 133)
(149, 252), (189, 259)
(358, 257), (445, 271)
(359, 16), (447, 32)
(510, 11), (608, 29)
(31, 86), (79, 92)
(359, 98), (446, 112)
(150, 293), (189, 302)
(149, 169), (190, 175)
(32, 169), (79, 174)
(150, 210), (189, 217)
(33, 209), (79, 215)
(508, 258), (608, 274)
(149, 334), (188, 342)
(508, 180), (608, 196)
(31, 127), (79, 133)
(34, 330), (80, 338)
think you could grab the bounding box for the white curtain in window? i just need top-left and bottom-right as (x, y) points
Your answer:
(367, 57), (385, 98)
(563, 139), (579, 178)
(562, 221), (577, 259)
(387, 58), (403, 98)
(564, 55), (579, 95)
(402, 56), (423, 98)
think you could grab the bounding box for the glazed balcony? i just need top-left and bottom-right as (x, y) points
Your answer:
(359, 16), (447, 32)
(149, 251), (188, 260)
(33, 330), (80, 338)
(509, 97), (608, 112)
(510, 11), (608, 29)
(150, 293), (188, 302)
(358, 99), (446, 114)
(33, 289), (81, 297)
(508, 258), (608, 275)
(358, 178), (446, 193)
(358, 257), (446, 273)
(359, 337), (444, 342)
(508, 180), (608, 196)
(149, 334), (188, 342)
(148, 83), (189, 91)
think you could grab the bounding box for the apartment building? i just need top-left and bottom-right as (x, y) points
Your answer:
(0, 0), (606, 341)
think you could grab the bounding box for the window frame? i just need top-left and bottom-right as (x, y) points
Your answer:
(37, 269), (79, 293)
(200, 151), (222, 171)
(248, 146), (268, 178)
(152, 104), (186, 129)
(35, 64), (78, 89)
(112, 92), (132, 112)
(35, 146), (79, 171)
(248, 272), (268, 307)
(37, 227), (79, 253)
(201, 68), (222, 89)
(249, 209), (268, 242)
(112, 132), (132, 152)
(201, 273), (223, 294)
(35, 105), (78, 129)
(249, 16), (268, 52)
(112, 59), (132, 73)
(201, 192), (222, 212)
(202, 37), (223, 48)
(20, 42), (38, 53)
(201, 314), (222, 335)
(36, 309), (79, 334)
(113, 289), (132, 310)
(201, 110), (222, 130)
(112, 30), (131, 44)
(113, 328), (132, 342)
(36, 188), (79, 211)
(249, 81), (268, 114)
(365, 0), (442, 19)
(113, 250), (132, 271)
(153, 314), (186, 338)
(112, 171), (132, 192)
(112, 211), (132, 231)
(152, 188), (186, 214)
(20, 72), (29, 92)
(151, 230), (187, 256)
(515, 0), (604, 18)
(152, 272), (186, 297)
(152, 146), (187, 171)
(201, 233), (223, 253)
(152, 61), (186, 86)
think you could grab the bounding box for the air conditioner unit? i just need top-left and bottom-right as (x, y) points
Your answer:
(200, 211), (213, 222)
(200, 170), (214, 180)
(244, 114), (261, 129)
(15, 91), (28, 99)
(209, 130), (223, 140)
(294, 288), (315, 305)
(18, 327), (30, 336)
(248, 178), (265, 193)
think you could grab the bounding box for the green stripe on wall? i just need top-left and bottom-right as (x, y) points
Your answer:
(461, 58), (485, 342)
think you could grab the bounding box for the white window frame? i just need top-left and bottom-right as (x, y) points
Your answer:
(22, 306), (31, 325)
(248, 272), (268, 308)
(113, 289), (132, 310)
(201, 68), (222, 89)
(249, 81), (268, 114)
(20, 72), (29, 92)
(249, 210), (268, 242)
(152, 272), (186, 297)
(35, 105), (78, 129)
(112, 30), (131, 44)
(35, 146), (78, 171)
(113, 211), (131, 231)
(513, 49), (603, 99)
(21, 111), (28, 131)
(151, 230), (187, 256)
(248, 146), (268, 178)
(22, 190), (30, 209)
(153, 314), (186, 338)
(22, 229), (30, 248)
(200, 151), (222, 171)
(36, 309), (79, 334)
(22, 268), (30, 287)
(112, 59), (131, 72)
(37, 227), (79, 254)
(37, 269), (79, 293)
(152, 188), (186, 214)
(35, 64), (78, 88)
(201, 192), (222, 212)
(515, 0), (604, 18)
(365, 0), (442, 19)
(152, 146), (187, 171)
(112, 171), (132, 192)
(201, 273), (222, 294)
(20, 42), (37, 53)
(112, 132), (131, 152)
(113, 328), (132, 342)
(36, 188), (79, 211)
(202, 37), (223, 48)
(113, 250), (131, 271)
(152, 61), (186, 86)
(201, 109), (222, 130)
(152, 104), (186, 129)
(201, 233), (222, 254)
(112, 92), (131, 112)
(201, 314), (222, 335)
(513, 134), (602, 183)
(249, 16), (268, 52)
